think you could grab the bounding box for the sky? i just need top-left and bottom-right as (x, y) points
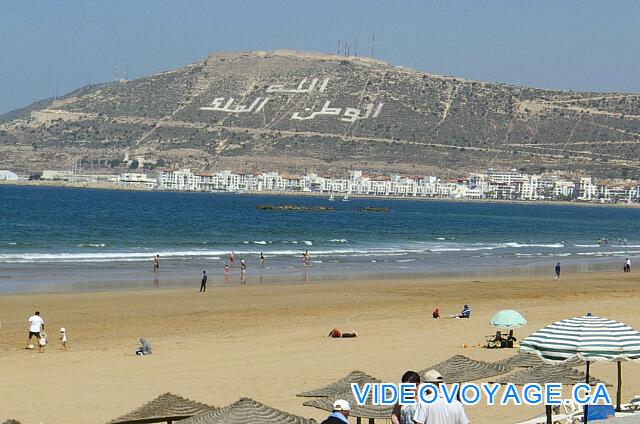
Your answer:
(1, 0), (640, 114)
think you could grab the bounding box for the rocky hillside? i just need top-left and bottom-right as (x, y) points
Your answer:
(2, 50), (640, 178)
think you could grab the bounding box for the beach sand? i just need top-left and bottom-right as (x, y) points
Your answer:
(1, 271), (639, 423)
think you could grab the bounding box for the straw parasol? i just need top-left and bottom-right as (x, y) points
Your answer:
(108, 393), (214, 424)
(493, 364), (610, 424)
(2, 420), (21, 424)
(178, 398), (316, 424)
(297, 370), (382, 398)
(419, 354), (510, 383)
(495, 351), (583, 370)
(492, 363), (610, 386)
(303, 390), (392, 424)
(521, 315), (640, 422)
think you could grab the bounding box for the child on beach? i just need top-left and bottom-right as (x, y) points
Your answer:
(432, 308), (440, 319)
(225, 264), (230, 273)
(59, 327), (67, 350)
(38, 331), (47, 353)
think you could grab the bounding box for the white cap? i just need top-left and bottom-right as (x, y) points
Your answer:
(60, 327), (66, 332)
(423, 370), (444, 383)
(333, 399), (350, 411)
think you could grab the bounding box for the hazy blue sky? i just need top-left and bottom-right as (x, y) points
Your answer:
(1, 0), (639, 114)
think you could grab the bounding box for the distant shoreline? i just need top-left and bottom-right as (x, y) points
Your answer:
(2, 180), (639, 208)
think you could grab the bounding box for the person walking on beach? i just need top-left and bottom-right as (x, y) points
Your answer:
(555, 262), (561, 280)
(153, 255), (160, 271)
(199, 270), (207, 292)
(260, 252), (265, 265)
(240, 259), (247, 283)
(59, 327), (68, 350)
(38, 331), (47, 353)
(26, 311), (44, 349)
(625, 258), (631, 273)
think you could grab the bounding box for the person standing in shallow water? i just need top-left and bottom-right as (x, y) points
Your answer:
(153, 255), (160, 272)
(199, 270), (207, 292)
(555, 262), (561, 280)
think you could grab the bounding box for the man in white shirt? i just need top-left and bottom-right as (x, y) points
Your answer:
(26, 311), (44, 348)
(413, 370), (470, 424)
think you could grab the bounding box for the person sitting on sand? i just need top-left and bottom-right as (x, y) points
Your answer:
(432, 308), (440, 319)
(328, 328), (358, 338)
(450, 305), (471, 319)
(136, 338), (152, 355)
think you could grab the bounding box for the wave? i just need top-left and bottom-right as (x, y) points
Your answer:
(303, 240), (313, 246)
(253, 241), (267, 245)
(76, 243), (106, 248)
(329, 239), (348, 243)
(502, 242), (564, 248)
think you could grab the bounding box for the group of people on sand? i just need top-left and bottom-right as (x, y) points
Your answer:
(429, 305), (470, 319)
(187, 249), (312, 292)
(320, 370), (468, 424)
(25, 311), (67, 352)
(25, 310), (152, 356)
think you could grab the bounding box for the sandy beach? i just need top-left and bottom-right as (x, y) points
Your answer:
(1, 271), (640, 423)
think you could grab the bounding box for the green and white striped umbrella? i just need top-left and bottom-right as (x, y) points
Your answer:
(520, 315), (640, 362)
(521, 315), (640, 422)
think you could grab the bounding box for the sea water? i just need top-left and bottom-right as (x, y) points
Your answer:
(1, 185), (639, 292)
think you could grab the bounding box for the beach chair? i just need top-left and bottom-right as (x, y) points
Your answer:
(618, 395), (640, 412)
(515, 403), (582, 424)
(485, 331), (504, 348)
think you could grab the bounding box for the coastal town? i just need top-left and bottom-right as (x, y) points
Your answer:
(2, 167), (640, 203)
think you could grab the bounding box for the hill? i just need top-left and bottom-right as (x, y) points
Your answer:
(2, 50), (640, 178)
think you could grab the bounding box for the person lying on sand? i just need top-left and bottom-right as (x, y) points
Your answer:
(136, 338), (152, 355)
(328, 328), (358, 338)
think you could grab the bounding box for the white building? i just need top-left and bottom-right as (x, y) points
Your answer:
(42, 170), (74, 181)
(0, 170), (18, 181)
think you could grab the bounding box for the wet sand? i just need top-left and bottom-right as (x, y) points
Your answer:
(0, 271), (639, 423)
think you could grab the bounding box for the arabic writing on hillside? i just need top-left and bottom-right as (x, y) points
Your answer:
(199, 77), (383, 122)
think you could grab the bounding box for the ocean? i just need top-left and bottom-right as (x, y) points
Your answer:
(1, 185), (639, 292)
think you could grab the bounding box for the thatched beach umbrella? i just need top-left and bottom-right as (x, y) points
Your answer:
(108, 393), (214, 424)
(495, 351), (583, 370)
(178, 398), (316, 424)
(492, 364), (611, 424)
(521, 315), (640, 422)
(419, 354), (510, 383)
(297, 370), (382, 398)
(493, 363), (610, 387)
(303, 390), (392, 424)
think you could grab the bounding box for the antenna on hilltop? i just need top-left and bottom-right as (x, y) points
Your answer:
(346, 42), (350, 57)
(354, 38), (358, 57)
(370, 33), (375, 57)
(336, 39), (341, 55)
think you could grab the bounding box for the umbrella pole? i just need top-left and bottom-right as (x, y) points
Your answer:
(545, 404), (552, 424)
(617, 362), (622, 412)
(584, 361), (590, 424)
